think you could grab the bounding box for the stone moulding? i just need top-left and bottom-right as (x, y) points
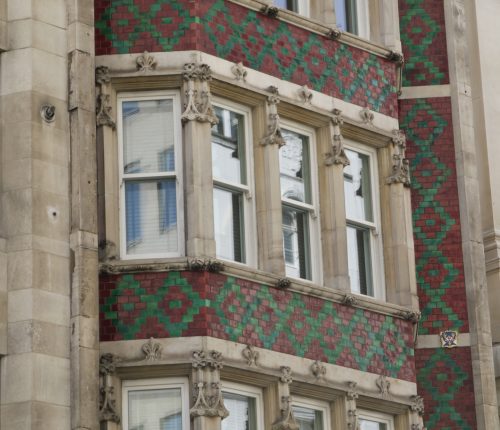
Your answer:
(181, 62), (218, 125)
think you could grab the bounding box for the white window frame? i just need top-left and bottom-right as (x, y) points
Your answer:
(358, 409), (395, 430)
(122, 377), (190, 430)
(344, 140), (385, 300)
(211, 98), (257, 267)
(291, 396), (332, 430)
(279, 120), (322, 284)
(117, 91), (184, 260)
(221, 381), (265, 430)
(272, 0), (310, 17)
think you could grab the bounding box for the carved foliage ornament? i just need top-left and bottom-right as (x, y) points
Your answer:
(376, 375), (391, 399)
(95, 65), (110, 85)
(261, 86), (285, 147)
(387, 129), (410, 186)
(325, 109), (350, 167)
(136, 51), (157, 72)
(181, 62), (218, 125)
(242, 344), (259, 367)
(410, 395), (425, 416)
(297, 85), (313, 104)
(99, 354), (120, 424)
(346, 381), (359, 430)
(142, 337), (162, 361)
(342, 294), (358, 307)
(280, 366), (293, 384)
(231, 62), (247, 82)
(311, 360), (326, 379)
(191, 381), (229, 419)
(272, 396), (299, 430)
(96, 94), (116, 129)
(261, 5), (279, 18)
(359, 107), (374, 125)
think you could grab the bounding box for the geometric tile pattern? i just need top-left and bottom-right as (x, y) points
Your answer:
(400, 98), (469, 336)
(416, 347), (476, 429)
(399, 0), (449, 86)
(95, 0), (398, 116)
(100, 271), (416, 381)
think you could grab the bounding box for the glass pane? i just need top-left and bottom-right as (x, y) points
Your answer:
(292, 406), (323, 430)
(347, 225), (373, 296)
(273, 0), (298, 11)
(122, 99), (175, 174)
(344, 149), (373, 222)
(335, 0), (348, 31)
(214, 188), (244, 262)
(212, 107), (246, 184)
(280, 130), (311, 204)
(222, 392), (256, 430)
(360, 419), (387, 430)
(128, 388), (182, 430)
(125, 179), (178, 255)
(282, 205), (310, 280)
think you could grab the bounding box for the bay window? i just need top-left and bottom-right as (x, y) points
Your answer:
(211, 102), (255, 265)
(122, 378), (189, 430)
(279, 126), (319, 282)
(343, 145), (383, 298)
(118, 92), (183, 259)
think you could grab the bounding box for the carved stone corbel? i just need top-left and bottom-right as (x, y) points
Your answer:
(325, 109), (350, 167)
(261, 5), (279, 18)
(409, 395), (425, 430)
(190, 350), (229, 419)
(95, 66), (116, 129)
(181, 62), (218, 125)
(261, 86), (285, 147)
(346, 381), (359, 430)
(99, 353), (121, 424)
(387, 129), (410, 186)
(342, 294), (358, 306)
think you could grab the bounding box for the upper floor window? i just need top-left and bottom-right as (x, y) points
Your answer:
(122, 378), (189, 430)
(118, 92), (183, 259)
(211, 101), (255, 265)
(334, 0), (370, 38)
(344, 144), (383, 298)
(273, 0), (309, 16)
(292, 397), (331, 430)
(279, 125), (320, 282)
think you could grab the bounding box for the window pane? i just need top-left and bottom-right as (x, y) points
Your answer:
(344, 149), (373, 222)
(347, 225), (373, 296)
(273, 0), (298, 11)
(335, 0), (348, 31)
(222, 392), (256, 430)
(125, 179), (178, 255)
(123, 99), (175, 174)
(214, 187), (244, 262)
(292, 406), (323, 430)
(282, 205), (310, 280)
(212, 107), (246, 184)
(128, 388), (182, 430)
(360, 419), (387, 430)
(280, 130), (311, 204)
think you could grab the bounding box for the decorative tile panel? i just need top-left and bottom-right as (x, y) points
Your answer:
(95, 0), (398, 116)
(100, 271), (416, 381)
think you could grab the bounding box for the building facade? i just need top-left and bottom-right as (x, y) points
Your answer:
(0, 0), (499, 429)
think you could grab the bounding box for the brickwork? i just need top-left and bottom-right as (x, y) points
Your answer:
(95, 0), (398, 117)
(400, 97), (468, 336)
(416, 347), (476, 429)
(100, 271), (416, 381)
(399, 0), (449, 86)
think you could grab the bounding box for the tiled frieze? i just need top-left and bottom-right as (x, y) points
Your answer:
(416, 347), (476, 429)
(95, 0), (398, 116)
(399, 0), (449, 86)
(400, 97), (469, 336)
(100, 270), (416, 381)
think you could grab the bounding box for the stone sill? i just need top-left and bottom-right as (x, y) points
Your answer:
(100, 257), (419, 321)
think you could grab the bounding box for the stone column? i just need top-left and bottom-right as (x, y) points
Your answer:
(0, 0), (72, 428)
(381, 130), (418, 309)
(182, 61), (218, 258)
(444, 0), (500, 428)
(319, 110), (350, 290)
(254, 87), (286, 276)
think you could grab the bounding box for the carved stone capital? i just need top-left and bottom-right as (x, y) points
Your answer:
(346, 381), (359, 401)
(231, 62), (247, 82)
(192, 349), (224, 370)
(96, 93), (116, 129)
(99, 353), (120, 376)
(272, 396), (299, 430)
(387, 129), (410, 186)
(410, 395), (425, 416)
(136, 51), (157, 72)
(181, 62), (218, 125)
(142, 337), (162, 361)
(95, 65), (110, 85)
(190, 381), (230, 418)
(242, 344), (259, 367)
(391, 129), (407, 150)
(280, 366), (293, 384)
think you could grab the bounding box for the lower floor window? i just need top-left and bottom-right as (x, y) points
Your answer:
(292, 397), (330, 430)
(222, 382), (264, 430)
(359, 410), (394, 430)
(347, 224), (373, 296)
(282, 205), (311, 280)
(123, 378), (189, 430)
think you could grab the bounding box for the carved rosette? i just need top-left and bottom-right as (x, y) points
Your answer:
(261, 86), (285, 147)
(190, 350), (229, 419)
(95, 66), (116, 129)
(242, 344), (259, 367)
(325, 109), (350, 167)
(181, 62), (218, 125)
(387, 129), (411, 186)
(346, 381), (359, 430)
(99, 354), (120, 424)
